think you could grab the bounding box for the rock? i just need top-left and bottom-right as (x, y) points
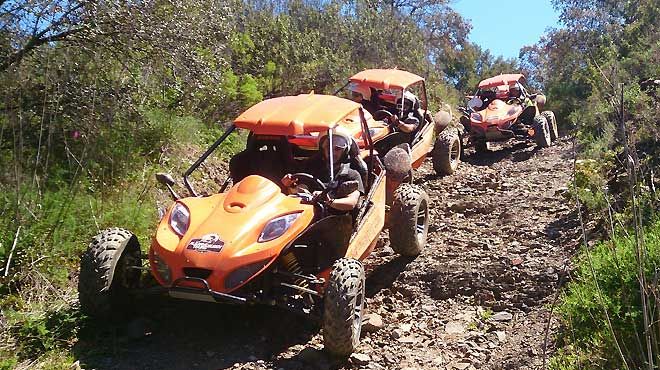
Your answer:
(363, 313), (384, 332)
(445, 321), (465, 334)
(450, 362), (471, 370)
(298, 347), (325, 364)
(511, 257), (524, 266)
(397, 335), (418, 344)
(490, 311), (513, 322)
(400, 322), (413, 332)
(495, 331), (506, 342)
(450, 202), (468, 212)
(350, 353), (371, 365)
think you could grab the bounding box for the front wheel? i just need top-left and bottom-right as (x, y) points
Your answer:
(389, 183), (430, 256)
(323, 258), (366, 357)
(432, 128), (461, 175)
(78, 228), (142, 318)
(532, 115), (551, 148)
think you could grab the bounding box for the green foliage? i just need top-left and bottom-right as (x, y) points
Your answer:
(9, 307), (79, 357)
(552, 220), (660, 369)
(0, 177), (157, 289)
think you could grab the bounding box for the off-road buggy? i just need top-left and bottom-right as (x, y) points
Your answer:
(78, 94), (430, 357)
(337, 69), (461, 175)
(459, 73), (558, 153)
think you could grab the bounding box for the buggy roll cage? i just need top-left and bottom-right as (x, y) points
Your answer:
(182, 108), (376, 197)
(334, 80), (430, 119)
(336, 79), (432, 149)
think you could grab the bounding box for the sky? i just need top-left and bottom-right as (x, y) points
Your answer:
(453, 0), (561, 60)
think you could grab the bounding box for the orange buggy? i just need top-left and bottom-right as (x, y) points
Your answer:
(459, 73), (559, 153)
(78, 94), (430, 356)
(337, 69), (461, 176)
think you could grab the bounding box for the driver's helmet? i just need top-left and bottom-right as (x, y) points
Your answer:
(318, 131), (352, 163)
(496, 85), (509, 99)
(348, 83), (371, 102)
(402, 91), (419, 112)
(509, 84), (521, 98)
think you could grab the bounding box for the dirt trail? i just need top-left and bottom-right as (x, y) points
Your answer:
(75, 139), (577, 370)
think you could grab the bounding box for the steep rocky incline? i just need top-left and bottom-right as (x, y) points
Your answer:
(77, 139), (578, 370)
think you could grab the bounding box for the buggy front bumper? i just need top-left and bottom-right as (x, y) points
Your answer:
(167, 277), (249, 304)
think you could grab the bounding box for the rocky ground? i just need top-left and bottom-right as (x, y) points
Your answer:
(74, 138), (579, 370)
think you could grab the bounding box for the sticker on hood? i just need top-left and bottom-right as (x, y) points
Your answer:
(187, 233), (224, 253)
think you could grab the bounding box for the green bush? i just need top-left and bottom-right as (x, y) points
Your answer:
(552, 219), (660, 369)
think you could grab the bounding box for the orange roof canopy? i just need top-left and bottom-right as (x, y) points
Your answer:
(478, 74), (525, 89)
(233, 94), (361, 135)
(349, 69), (424, 90)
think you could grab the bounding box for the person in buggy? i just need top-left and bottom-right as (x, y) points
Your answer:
(348, 83), (379, 115)
(390, 90), (423, 134)
(281, 131), (365, 214)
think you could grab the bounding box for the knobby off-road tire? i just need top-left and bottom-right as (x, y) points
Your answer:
(532, 114), (551, 148)
(78, 228), (142, 318)
(542, 110), (559, 142)
(323, 258), (366, 357)
(432, 128), (461, 175)
(389, 183), (430, 256)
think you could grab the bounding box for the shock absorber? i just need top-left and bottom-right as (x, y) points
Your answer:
(280, 252), (308, 288)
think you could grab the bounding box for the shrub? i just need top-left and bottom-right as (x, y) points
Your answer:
(552, 219), (660, 369)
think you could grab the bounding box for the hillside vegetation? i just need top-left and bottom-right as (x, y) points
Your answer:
(0, 0), (658, 368)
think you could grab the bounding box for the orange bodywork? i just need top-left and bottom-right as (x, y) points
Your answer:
(349, 69), (425, 90)
(475, 100), (524, 126)
(151, 175), (315, 292)
(410, 120), (435, 168)
(478, 74), (525, 89)
(469, 99), (525, 140)
(234, 94), (362, 135)
(346, 173), (386, 259)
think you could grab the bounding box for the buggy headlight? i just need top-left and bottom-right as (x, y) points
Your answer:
(169, 203), (190, 237)
(470, 113), (482, 122)
(224, 259), (271, 290)
(258, 213), (301, 242)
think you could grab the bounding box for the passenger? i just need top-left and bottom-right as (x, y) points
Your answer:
(495, 85), (509, 100)
(392, 91), (422, 134)
(349, 83), (379, 115)
(282, 132), (364, 213)
(509, 84), (522, 99)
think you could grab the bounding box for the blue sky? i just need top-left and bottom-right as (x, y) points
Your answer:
(453, 0), (560, 59)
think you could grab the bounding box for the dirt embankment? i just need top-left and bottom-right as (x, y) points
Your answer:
(74, 139), (578, 370)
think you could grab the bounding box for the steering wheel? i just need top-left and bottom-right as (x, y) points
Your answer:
(287, 173), (326, 192)
(373, 110), (397, 126)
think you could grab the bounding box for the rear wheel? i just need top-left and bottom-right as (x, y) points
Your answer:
(79, 228), (142, 318)
(532, 115), (551, 148)
(542, 111), (558, 142)
(432, 128), (461, 175)
(323, 258), (366, 357)
(389, 183), (430, 256)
